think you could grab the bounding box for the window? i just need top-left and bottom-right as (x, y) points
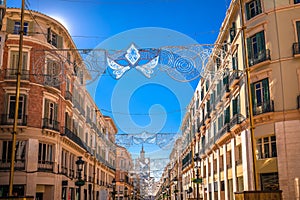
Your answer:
(232, 95), (240, 116)
(45, 58), (60, 87)
(232, 52), (238, 70)
(245, 0), (262, 20)
(251, 78), (271, 115)
(230, 22), (236, 42)
(47, 28), (63, 48)
(295, 0), (300, 4)
(261, 173), (279, 191)
(256, 135), (277, 159)
(13, 21), (29, 35)
(43, 99), (59, 130)
(38, 143), (53, 164)
(247, 31), (269, 66)
(297, 21), (300, 43)
(1, 141), (26, 163)
(6, 19), (31, 35)
(8, 95), (25, 119)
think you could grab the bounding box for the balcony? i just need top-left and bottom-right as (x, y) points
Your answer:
(249, 49), (271, 67)
(215, 123), (230, 141)
(253, 100), (274, 116)
(42, 118), (60, 132)
(65, 91), (73, 102)
(229, 114), (245, 129)
(44, 76), (60, 90)
(4, 69), (30, 80)
(62, 128), (87, 151)
(0, 159), (25, 170)
(293, 42), (300, 55)
(229, 70), (243, 88)
(38, 161), (54, 172)
(0, 114), (27, 126)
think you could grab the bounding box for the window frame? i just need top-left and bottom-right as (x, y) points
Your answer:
(256, 135), (277, 159)
(245, 0), (262, 20)
(38, 142), (53, 164)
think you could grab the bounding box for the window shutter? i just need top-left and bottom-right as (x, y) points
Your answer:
(44, 99), (49, 119)
(296, 21), (300, 43)
(54, 103), (58, 121)
(233, 98), (237, 116)
(28, 21), (34, 36)
(57, 35), (63, 49)
(237, 95), (240, 114)
(47, 27), (51, 43)
(246, 38), (253, 60)
(22, 52), (27, 70)
(257, 31), (265, 52)
(6, 18), (15, 34)
(250, 83), (256, 110)
(262, 79), (270, 110)
(225, 106), (230, 124)
(245, 3), (250, 20)
(257, 0), (262, 14)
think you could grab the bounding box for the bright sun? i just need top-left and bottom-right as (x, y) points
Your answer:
(51, 15), (71, 33)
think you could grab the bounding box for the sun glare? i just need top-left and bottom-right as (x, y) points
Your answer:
(51, 15), (71, 33)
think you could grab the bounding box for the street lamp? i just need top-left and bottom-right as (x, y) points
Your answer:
(193, 153), (202, 200)
(112, 178), (116, 200)
(173, 177), (178, 200)
(124, 186), (128, 200)
(75, 156), (85, 200)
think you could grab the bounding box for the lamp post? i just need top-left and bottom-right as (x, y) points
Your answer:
(75, 156), (85, 200)
(193, 153), (202, 200)
(112, 178), (116, 200)
(124, 186), (128, 200)
(173, 177), (178, 200)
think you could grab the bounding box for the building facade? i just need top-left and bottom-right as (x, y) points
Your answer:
(157, 0), (300, 200)
(0, 8), (118, 199)
(115, 145), (134, 200)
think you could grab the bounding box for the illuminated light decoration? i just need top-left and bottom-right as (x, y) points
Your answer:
(31, 43), (232, 85)
(125, 43), (140, 65)
(107, 43), (160, 79)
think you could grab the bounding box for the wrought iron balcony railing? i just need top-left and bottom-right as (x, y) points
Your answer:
(293, 42), (300, 55)
(0, 114), (27, 126)
(253, 100), (274, 116)
(249, 49), (271, 66)
(0, 159), (25, 170)
(65, 90), (73, 102)
(62, 127), (87, 151)
(4, 69), (30, 80)
(38, 161), (54, 172)
(42, 118), (60, 132)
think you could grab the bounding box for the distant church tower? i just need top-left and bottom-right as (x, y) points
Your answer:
(135, 145), (150, 198)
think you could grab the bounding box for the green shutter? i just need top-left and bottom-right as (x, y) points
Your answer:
(233, 98), (237, 116)
(257, 31), (265, 52)
(250, 83), (256, 110)
(257, 0), (262, 14)
(247, 37), (252, 60)
(245, 3), (250, 20)
(6, 18), (15, 34)
(225, 106), (230, 124)
(237, 95), (240, 114)
(296, 21), (300, 43)
(262, 79), (270, 110)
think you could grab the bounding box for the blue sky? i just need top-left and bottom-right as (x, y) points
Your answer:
(8, 0), (228, 159)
